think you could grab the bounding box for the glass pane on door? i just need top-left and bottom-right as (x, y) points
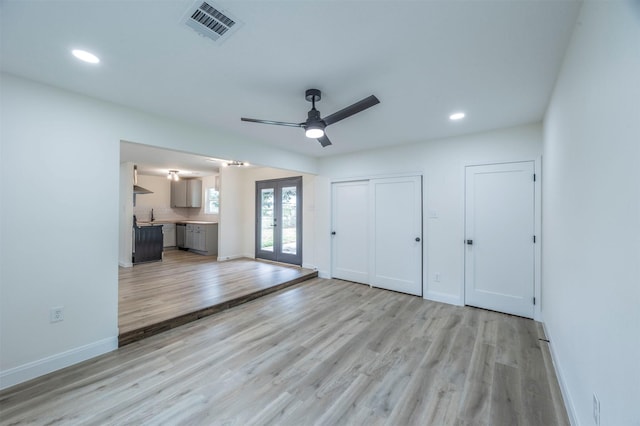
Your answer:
(280, 186), (297, 255)
(260, 188), (274, 252)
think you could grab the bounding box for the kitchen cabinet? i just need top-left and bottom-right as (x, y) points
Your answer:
(185, 224), (195, 249)
(171, 179), (202, 208)
(162, 223), (176, 247)
(184, 223), (218, 255)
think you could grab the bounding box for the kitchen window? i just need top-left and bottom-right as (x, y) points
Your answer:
(205, 187), (219, 214)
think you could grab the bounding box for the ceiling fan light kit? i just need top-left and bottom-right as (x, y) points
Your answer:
(305, 126), (324, 138)
(241, 88), (380, 147)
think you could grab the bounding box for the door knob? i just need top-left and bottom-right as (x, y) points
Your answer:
(415, 237), (421, 242)
(466, 239), (473, 245)
(331, 231), (336, 235)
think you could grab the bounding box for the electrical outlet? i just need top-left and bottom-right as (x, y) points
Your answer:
(593, 393), (600, 425)
(50, 306), (64, 323)
(435, 273), (441, 282)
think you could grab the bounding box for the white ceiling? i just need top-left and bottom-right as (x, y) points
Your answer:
(121, 141), (257, 177)
(1, 0), (580, 164)
(120, 141), (221, 177)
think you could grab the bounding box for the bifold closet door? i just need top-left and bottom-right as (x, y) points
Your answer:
(331, 181), (369, 284)
(331, 177), (423, 296)
(369, 176), (423, 296)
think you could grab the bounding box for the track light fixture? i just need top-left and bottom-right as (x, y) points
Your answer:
(222, 161), (248, 167)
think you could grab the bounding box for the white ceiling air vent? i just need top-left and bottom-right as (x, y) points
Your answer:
(182, 1), (242, 43)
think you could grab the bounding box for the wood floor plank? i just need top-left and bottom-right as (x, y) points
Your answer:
(1, 279), (569, 425)
(539, 341), (572, 426)
(457, 342), (496, 425)
(490, 362), (524, 426)
(314, 373), (380, 425)
(245, 391), (304, 426)
(383, 316), (460, 424)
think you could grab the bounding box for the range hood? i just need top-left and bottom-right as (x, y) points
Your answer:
(133, 165), (153, 195)
(133, 185), (153, 194)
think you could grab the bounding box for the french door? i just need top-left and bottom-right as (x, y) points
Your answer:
(255, 177), (302, 265)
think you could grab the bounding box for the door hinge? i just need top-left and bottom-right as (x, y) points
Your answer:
(533, 173), (536, 182)
(533, 297), (536, 305)
(533, 235), (536, 243)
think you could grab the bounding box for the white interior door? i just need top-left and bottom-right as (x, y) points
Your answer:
(331, 181), (369, 284)
(465, 162), (535, 318)
(369, 176), (422, 296)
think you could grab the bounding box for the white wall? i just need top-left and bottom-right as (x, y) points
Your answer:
(1, 75), (120, 387)
(133, 174), (173, 218)
(0, 73), (317, 389)
(317, 123), (542, 303)
(217, 166), (245, 261)
(119, 162), (134, 267)
(542, 1), (640, 425)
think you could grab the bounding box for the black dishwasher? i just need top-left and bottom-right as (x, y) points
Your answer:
(133, 225), (163, 264)
(176, 223), (187, 249)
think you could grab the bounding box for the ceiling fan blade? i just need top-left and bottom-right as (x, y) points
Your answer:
(322, 95), (380, 126)
(317, 134), (332, 147)
(241, 117), (303, 128)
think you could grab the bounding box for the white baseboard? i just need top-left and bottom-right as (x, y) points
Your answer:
(424, 290), (463, 306)
(542, 323), (578, 426)
(318, 270), (331, 279)
(216, 254), (245, 262)
(118, 260), (133, 268)
(0, 336), (118, 391)
(301, 263), (318, 271)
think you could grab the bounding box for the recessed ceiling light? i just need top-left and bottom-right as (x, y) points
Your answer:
(449, 112), (465, 121)
(71, 49), (100, 64)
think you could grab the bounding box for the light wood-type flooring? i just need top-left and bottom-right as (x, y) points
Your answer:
(119, 250), (317, 345)
(1, 278), (569, 425)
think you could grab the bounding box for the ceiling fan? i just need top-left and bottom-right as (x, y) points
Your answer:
(241, 89), (380, 147)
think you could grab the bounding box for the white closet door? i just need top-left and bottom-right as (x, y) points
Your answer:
(369, 176), (423, 296)
(331, 181), (369, 284)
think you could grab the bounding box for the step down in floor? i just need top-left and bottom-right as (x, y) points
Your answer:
(118, 270), (318, 347)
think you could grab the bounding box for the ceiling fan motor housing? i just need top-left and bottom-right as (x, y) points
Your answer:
(305, 89), (325, 132)
(305, 108), (325, 132)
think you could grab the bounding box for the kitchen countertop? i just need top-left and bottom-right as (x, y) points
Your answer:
(177, 221), (217, 225)
(136, 220), (218, 226)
